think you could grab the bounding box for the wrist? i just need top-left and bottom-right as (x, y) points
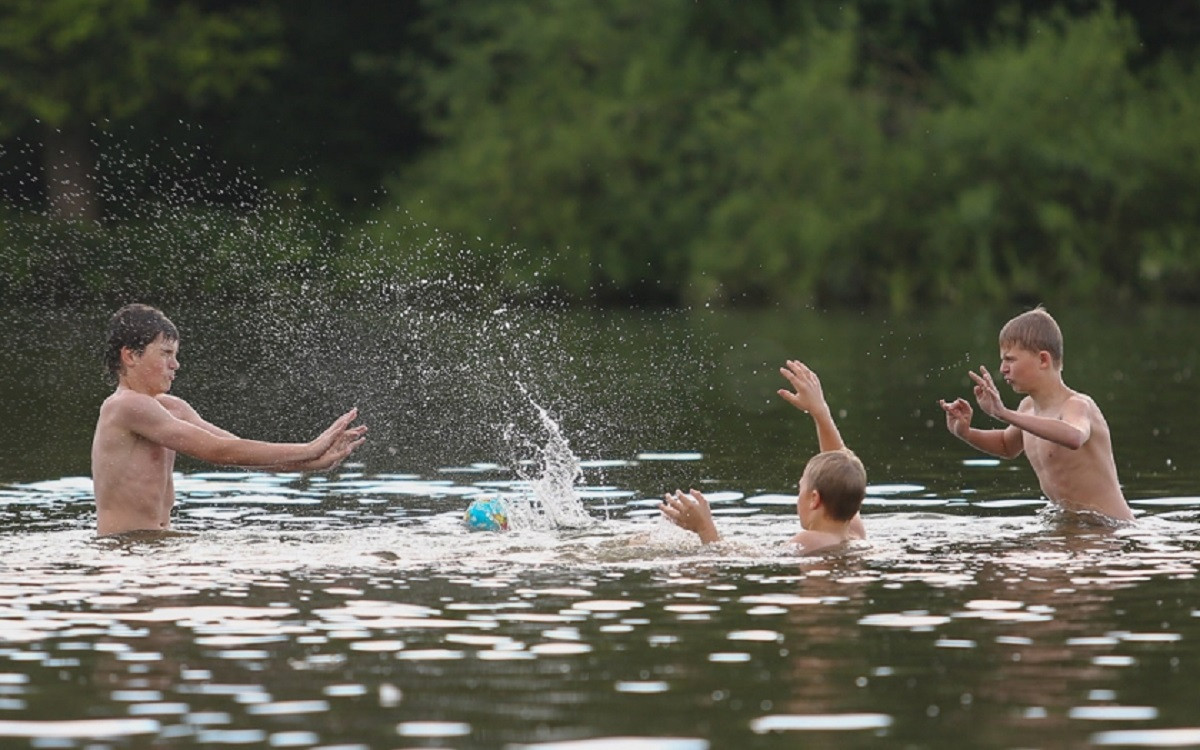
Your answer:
(808, 406), (833, 422)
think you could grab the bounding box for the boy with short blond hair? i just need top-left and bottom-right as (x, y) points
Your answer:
(661, 360), (867, 554)
(940, 306), (1133, 522)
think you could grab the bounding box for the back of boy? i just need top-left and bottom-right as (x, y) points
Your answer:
(939, 307), (1133, 523)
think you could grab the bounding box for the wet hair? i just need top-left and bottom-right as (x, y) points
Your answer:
(998, 305), (1063, 367)
(103, 303), (178, 380)
(804, 449), (867, 522)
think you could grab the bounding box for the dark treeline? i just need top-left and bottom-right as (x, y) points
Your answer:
(1, 0), (1198, 309)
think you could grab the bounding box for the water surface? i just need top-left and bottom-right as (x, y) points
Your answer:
(1, 303), (1198, 749)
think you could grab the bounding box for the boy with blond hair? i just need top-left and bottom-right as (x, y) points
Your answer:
(661, 360), (867, 554)
(940, 306), (1133, 522)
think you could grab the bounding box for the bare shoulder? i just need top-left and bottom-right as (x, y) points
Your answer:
(1067, 390), (1111, 426)
(155, 393), (195, 419)
(1065, 390), (1105, 414)
(101, 388), (158, 417)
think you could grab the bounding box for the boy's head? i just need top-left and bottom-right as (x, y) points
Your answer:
(798, 448), (866, 523)
(104, 303), (178, 381)
(999, 306), (1063, 369)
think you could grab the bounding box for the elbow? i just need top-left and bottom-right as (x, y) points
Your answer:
(1058, 427), (1088, 451)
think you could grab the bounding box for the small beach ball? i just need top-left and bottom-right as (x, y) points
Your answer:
(464, 496), (509, 532)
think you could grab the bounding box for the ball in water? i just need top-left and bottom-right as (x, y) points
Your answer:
(464, 496), (508, 532)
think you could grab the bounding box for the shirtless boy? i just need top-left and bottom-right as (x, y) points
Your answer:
(939, 306), (1133, 522)
(91, 303), (367, 536)
(661, 360), (867, 554)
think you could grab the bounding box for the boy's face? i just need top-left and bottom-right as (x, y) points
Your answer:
(124, 333), (180, 394)
(998, 344), (1046, 394)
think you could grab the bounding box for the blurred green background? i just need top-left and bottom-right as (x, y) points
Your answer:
(1, 0), (1198, 310)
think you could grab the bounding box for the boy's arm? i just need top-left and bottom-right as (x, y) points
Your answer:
(159, 394), (366, 471)
(940, 396), (1024, 459)
(158, 395), (237, 438)
(273, 426), (368, 472)
(779, 360), (866, 535)
(777, 360), (844, 451)
(970, 367), (1090, 449)
(660, 489), (720, 543)
(122, 394), (356, 467)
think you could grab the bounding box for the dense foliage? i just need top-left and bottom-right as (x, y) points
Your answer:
(0, 0), (1197, 308)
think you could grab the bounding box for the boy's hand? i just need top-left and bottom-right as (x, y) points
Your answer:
(311, 408), (361, 456)
(311, 424), (368, 471)
(777, 360), (829, 416)
(968, 367), (1008, 421)
(939, 397), (972, 438)
(660, 489), (720, 543)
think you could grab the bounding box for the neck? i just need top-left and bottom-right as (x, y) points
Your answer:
(117, 375), (163, 398)
(803, 514), (853, 539)
(1026, 375), (1071, 410)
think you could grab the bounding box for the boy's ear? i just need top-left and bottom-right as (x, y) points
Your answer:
(807, 489), (824, 511)
(1037, 350), (1053, 368)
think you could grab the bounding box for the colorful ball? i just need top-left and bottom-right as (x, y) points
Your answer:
(464, 496), (509, 532)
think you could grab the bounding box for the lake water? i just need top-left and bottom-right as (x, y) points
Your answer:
(1, 301), (1198, 749)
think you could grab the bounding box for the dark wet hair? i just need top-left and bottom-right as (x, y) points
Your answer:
(104, 304), (178, 380)
(805, 449), (867, 521)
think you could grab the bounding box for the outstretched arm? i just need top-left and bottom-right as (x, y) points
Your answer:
(660, 489), (720, 543)
(129, 395), (360, 467)
(161, 395), (367, 471)
(777, 360), (843, 452)
(969, 367), (1090, 450)
(273, 424), (368, 472)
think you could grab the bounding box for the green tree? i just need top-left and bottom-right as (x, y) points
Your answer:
(0, 0), (281, 221)
(911, 5), (1200, 304)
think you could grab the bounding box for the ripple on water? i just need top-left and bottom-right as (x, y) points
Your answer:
(510, 739), (709, 750)
(749, 713), (894, 733)
(0, 718), (161, 739)
(1091, 728), (1200, 746)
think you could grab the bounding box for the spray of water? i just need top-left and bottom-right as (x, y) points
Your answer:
(500, 375), (594, 531)
(0, 127), (702, 517)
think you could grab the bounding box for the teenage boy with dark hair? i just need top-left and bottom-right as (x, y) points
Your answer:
(91, 303), (366, 536)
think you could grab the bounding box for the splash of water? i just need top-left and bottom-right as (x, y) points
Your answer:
(500, 376), (594, 532)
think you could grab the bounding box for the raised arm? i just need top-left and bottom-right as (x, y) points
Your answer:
(776, 360), (843, 452)
(969, 367), (1090, 449)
